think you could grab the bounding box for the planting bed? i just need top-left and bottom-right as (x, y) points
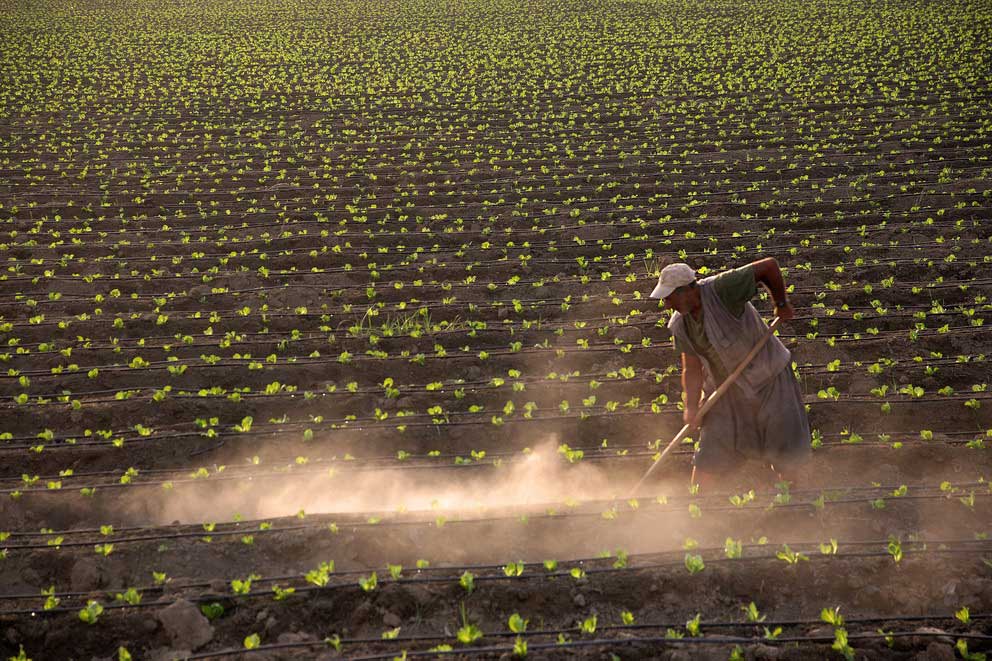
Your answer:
(1, 0), (992, 659)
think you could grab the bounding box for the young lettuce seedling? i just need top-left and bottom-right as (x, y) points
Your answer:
(78, 600), (104, 625)
(456, 602), (483, 645)
(358, 572), (378, 592)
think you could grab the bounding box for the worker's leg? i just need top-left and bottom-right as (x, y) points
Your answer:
(692, 388), (749, 494)
(690, 465), (721, 493)
(757, 368), (812, 484)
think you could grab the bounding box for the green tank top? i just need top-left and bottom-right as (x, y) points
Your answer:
(672, 265), (758, 383)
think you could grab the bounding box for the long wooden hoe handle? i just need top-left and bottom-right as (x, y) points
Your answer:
(628, 316), (783, 497)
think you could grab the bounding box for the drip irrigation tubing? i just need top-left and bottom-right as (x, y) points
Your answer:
(2, 392), (990, 452)
(2, 200), (981, 243)
(7, 159), (988, 208)
(3, 278), (990, 334)
(4, 185), (986, 235)
(6, 106), (987, 156)
(5, 128), (985, 183)
(6, 351), (988, 402)
(2, 216), (980, 268)
(1, 230), (982, 283)
(2, 543), (991, 618)
(2, 489), (988, 549)
(0, 302), (985, 355)
(0, 433), (986, 486)
(2, 382), (990, 438)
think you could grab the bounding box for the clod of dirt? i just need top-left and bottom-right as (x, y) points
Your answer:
(408, 585), (435, 608)
(277, 631), (315, 644)
(805, 625), (834, 639)
(19, 568), (40, 589)
(70, 558), (103, 592)
(747, 643), (782, 660)
(264, 616), (279, 633)
(909, 626), (954, 646)
(613, 326), (643, 345)
(350, 599), (374, 627)
(157, 599), (214, 650)
(915, 642), (955, 661)
(382, 611), (402, 627)
(187, 286), (211, 301)
(146, 648), (192, 661)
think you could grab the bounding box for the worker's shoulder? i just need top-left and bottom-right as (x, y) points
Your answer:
(705, 263), (754, 284)
(666, 311), (683, 331)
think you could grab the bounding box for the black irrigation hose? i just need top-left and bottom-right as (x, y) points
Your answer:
(6, 177), (982, 227)
(10, 147), (987, 190)
(4, 476), (982, 537)
(1, 201), (980, 246)
(14, 86), (991, 116)
(334, 631), (992, 661)
(4, 187), (987, 240)
(0, 539), (849, 599)
(2, 336), (666, 380)
(0, 297), (985, 354)
(0, 432), (986, 488)
(8, 90), (988, 128)
(8, 160), (988, 213)
(1, 239), (983, 293)
(4, 267), (986, 312)
(3, 544), (991, 618)
(7, 131), (985, 189)
(3, 258), (992, 318)
(0, 207), (944, 248)
(3, 441), (987, 491)
(0, 294), (984, 354)
(3, 210), (985, 269)
(5, 171), (987, 230)
(0, 290), (992, 338)
(6, 133), (986, 190)
(6, 349), (988, 404)
(3, 532), (989, 600)
(3, 488), (988, 550)
(1, 220), (978, 273)
(2, 224), (983, 274)
(2, 383), (990, 441)
(2, 390), (989, 452)
(8, 93), (987, 131)
(8, 106), (987, 157)
(5, 227), (984, 282)
(183, 631), (992, 661)
(0, 304), (976, 356)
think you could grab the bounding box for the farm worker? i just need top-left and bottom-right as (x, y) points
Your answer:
(649, 259), (810, 492)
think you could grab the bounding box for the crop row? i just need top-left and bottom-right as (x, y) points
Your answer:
(3, 222), (987, 284)
(0, 213), (977, 263)
(2, 544), (989, 616)
(4, 141), (986, 206)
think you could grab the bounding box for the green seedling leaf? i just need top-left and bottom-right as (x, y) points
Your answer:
(78, 600), (104, 624)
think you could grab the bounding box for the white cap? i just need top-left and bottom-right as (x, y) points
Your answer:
(649, 263), (696, 299)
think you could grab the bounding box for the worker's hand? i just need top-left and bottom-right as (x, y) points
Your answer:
(774, 300), (795, 322)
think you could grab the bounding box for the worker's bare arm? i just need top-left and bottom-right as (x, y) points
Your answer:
(751, 257), (795, 321)
(681, 352), (704, 427)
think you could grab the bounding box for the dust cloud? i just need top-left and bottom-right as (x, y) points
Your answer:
(143, 435), (641, 525)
